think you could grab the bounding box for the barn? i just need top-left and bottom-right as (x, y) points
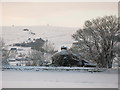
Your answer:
(51, 46), (81, 67)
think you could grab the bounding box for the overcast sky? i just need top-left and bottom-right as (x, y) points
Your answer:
(2, 2), (118, 27)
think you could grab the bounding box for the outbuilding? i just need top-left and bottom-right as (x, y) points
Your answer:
(51, 46), (80, 67)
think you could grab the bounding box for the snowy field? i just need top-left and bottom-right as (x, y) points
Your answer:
(2, 69), (118, 88)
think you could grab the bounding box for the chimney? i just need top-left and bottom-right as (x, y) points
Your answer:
(61, 46), (67, 50)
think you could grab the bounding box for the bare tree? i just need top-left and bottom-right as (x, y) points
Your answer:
(29, 49), (44, 66)
(42, 41), (57, 65)
(0, 38), (5, 50)
(42, 41), (56, 54)
(0, 38), (9, 66)
(72, 16), (120, 68)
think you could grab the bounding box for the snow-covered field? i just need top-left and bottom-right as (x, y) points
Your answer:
(2, 69), (118, 88)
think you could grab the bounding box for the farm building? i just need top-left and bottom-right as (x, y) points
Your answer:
(51, 46), (81, 67)
(51, 46), (97, 67)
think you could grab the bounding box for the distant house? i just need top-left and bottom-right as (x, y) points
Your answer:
(7, 46), (31, 66)
(8, 48), (17, 59)
(71, 41), (80, 48)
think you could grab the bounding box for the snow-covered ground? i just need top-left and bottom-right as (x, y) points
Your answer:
(2, 69), (118, 88)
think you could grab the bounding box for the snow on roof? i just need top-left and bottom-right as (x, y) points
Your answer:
(53, 49), (71, 56)
(59, 50), (70, 55)
(52, 49), (79, 60)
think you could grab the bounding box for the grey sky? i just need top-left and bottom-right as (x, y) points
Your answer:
(2, 2), (118, 27)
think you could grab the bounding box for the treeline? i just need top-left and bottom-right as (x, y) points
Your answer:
(13, 38), (45, 51)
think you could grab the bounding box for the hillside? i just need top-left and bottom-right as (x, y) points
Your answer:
(2, 26), (78, 50)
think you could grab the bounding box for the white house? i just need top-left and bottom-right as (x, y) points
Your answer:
(7, 46), (31, 66)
